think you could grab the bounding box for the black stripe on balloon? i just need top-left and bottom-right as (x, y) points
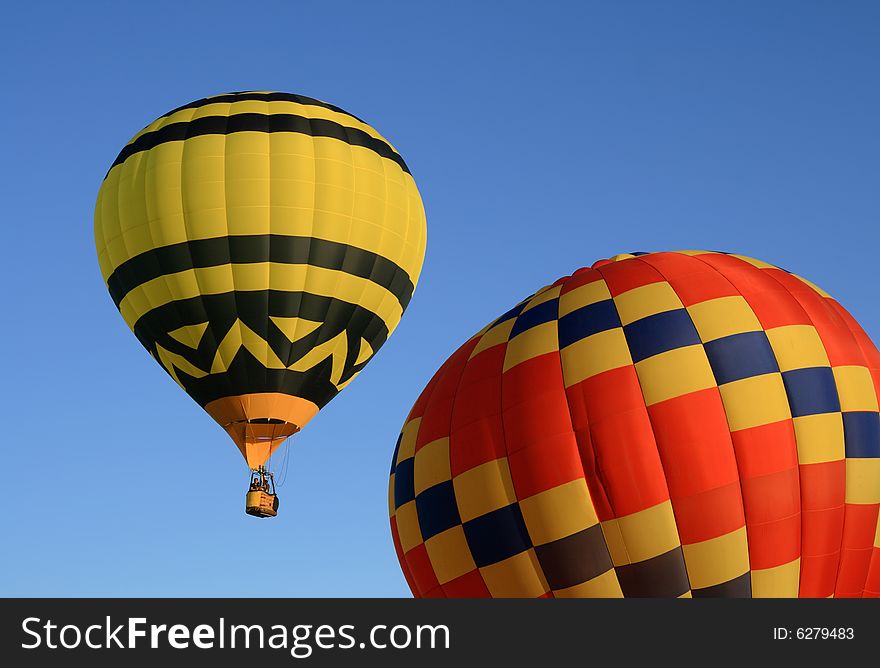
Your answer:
(160, 91), (368, 125)
(107, 113), (410, 176)
(176, 350), (343, 410)
(691, 572), (752, 598)
(107, 235), (415, 312)
(614, 547), (691, 598)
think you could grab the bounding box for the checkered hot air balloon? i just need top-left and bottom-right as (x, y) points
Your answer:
(389, 251), (880, 597)
(95, 92), (426, 515)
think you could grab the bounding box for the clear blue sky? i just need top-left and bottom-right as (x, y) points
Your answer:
(1, 1), (878, 596)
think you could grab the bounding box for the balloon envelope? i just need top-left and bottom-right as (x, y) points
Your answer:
(96, 91), (426, 468)
(389, 251), (880, 598)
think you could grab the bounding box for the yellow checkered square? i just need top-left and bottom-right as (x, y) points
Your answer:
(395, 500), (423, 553)
(414, 438), (451, 495)
(396, 417), (421, 465)
(635, 345), (716, 406)
(614, 282), (683, 326)
(469, 319), (514, 359)
(751, 559), (800, 598)
(833, 366), (879, 412)
(521, 284), (562, 312)
(561, 328), (632, 387)
(387, 474), (395, 518)
(453, 458), (517, 523)
(479, 549), (549, 597)
(718, 372), (791, 432)
(681, 526), (749, 590)
(600, 500), (681, 566)
(845, 459), (880, 504)
(518, 479), (599, 546)
(558, 279), (612, 317)
(792, 413), (844, 465)
(766, 325), (830, 371)
(424, 526), (477, 585)
(686, 296), (762, 343)
(503, 322), (557, 372)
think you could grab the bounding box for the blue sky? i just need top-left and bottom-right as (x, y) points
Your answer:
(1, 1), (878, 596)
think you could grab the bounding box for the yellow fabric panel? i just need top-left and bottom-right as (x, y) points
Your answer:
(97, 136), (424, 283)
(395, 500), (423, 553)
(453, 458), (517, 523)
(845, 459), (880, 504)
(118, 263), (402, 332)
(874, 515), (880, 548)
(635, 345), (716, 406)
(718, 373), (791, 432)
(833, 365), (880, 412)
(479, 549), (549, 598)
(557, 278), (611, 317)
(613, 281), (683, 326)
(354, 338), (374, 366)
(561, 328), (632, 387)
(518, 479), (599, 546)
(674, 250), (714, 257)
(502, 322), (558, 372)
(414, 438), (452, 496)
(678, 591), (693, 598)
(388, 473), (396, 518)
(168, 322), (209, 349)
(600, 500), (681, 566)
(288, 331), (349, 387)
(155, 344), (206, 387)
(469, 319), (515, 359)
(270, 316), (322, 343)
(766, 325), (830, 372)
(792, 413), (845, 465)
(687, 296), (762, 342)
(681, 526), (750, 590)
(521, 284), (562, 312)
(553, 569), (623, 598)
(750, 558), (801, 598)
(396, 418), (421, 466)
(424, 526), (477, 585)
(211, 320), (285, 372)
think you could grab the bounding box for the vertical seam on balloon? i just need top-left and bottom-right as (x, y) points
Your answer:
(825, 302), (876, 597)
(220, 107), (247, 444)
(641, 252), (753, 598)
(551, 272), (620, 597)
(831, 306), (880, 598)
(688, 251), (805, 596)
(178, 104), (219, 382)
(339, 123), (370, 389)
(592, 258), (692, 597)
(263, 101), (274, 405)
(757, 263), (863, 597)
(140, 115), (198, 389)
(447, 331), (507, 598)
(308, 116), (341, 400)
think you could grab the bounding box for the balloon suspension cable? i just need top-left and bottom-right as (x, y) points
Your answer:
(277, 437), (293, 488)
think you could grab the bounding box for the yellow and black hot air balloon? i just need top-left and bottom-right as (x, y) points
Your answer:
(95, 91), (426, 516)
